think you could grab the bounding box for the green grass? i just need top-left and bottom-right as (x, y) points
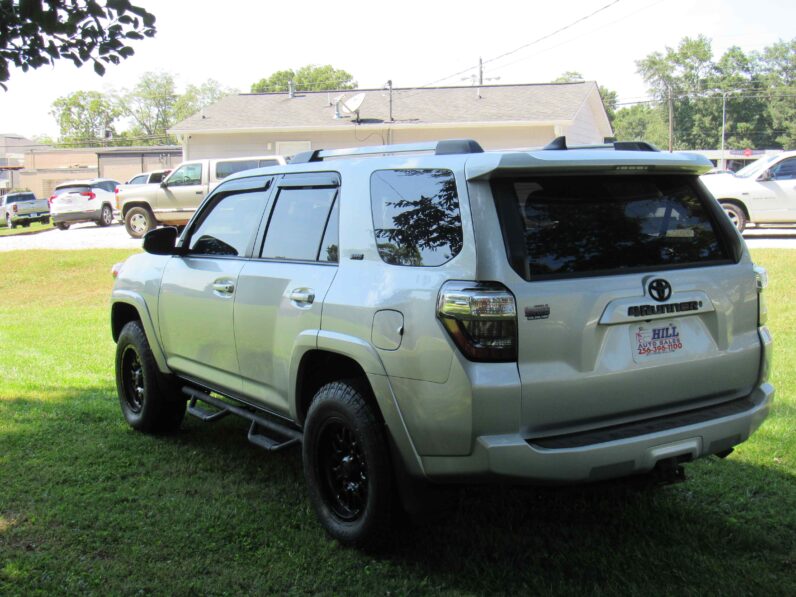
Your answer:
(1, 249), (795, 596)
(0, 220), (54, 237)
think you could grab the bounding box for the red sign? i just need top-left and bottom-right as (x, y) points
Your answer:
(744, 148), (752, 157)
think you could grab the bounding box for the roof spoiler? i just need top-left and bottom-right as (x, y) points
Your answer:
(290, 139), (484, 163)
(543, 136), (659, 152)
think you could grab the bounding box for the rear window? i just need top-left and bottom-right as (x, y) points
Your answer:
(491, 175), (731, 280)
(7, 193), (35, 203)
(216, 159), (277, 180)
(54, 185), (90, 195)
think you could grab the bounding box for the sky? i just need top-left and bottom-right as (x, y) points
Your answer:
(0, 0), (793, 142)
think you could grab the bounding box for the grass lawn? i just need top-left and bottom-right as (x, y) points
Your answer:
(1, 249), (794, 595)
(0, 221), (54, 237)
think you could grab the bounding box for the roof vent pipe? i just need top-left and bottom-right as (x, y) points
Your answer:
(288, 80), (295, 98)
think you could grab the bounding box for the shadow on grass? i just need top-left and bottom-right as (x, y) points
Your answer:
(2, 388), (795, 594)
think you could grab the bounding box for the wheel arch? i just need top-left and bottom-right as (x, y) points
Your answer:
(717, 198), (751, 221)
(121, 201), (156, 219)
(111, 294), (170, 374)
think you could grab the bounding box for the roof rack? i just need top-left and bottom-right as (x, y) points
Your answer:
(289, 139), (484, 164)
(542, 136), (659, 152)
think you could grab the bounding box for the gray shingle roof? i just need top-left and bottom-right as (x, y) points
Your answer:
(170, 82), (598, 133)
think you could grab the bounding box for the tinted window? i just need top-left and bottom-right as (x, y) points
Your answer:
(216, 159), (260, 180)
(7, 193), (35, 203)
(492, 175), (730, 280)
(771, 158), (796, 181)
(319, 198), (339, 263)
(129, 175), (147, 185)
(261, 187), (337, 261)
(54, 185), (90, 195)
(149, 171), (167, 183)
(96, 181), (117, 192)
(188, 190), (268, 256)
(168, 164), (202, 186)
(370, 169), (462, 266)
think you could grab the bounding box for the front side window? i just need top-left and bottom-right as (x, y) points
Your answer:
(261, 187), (338, 261)
(188, 190), (268, 257)
(370, 169), (463, 267)
(770, 158), (796, 181)
(492, 175), (730, 280)
(168, 164), (202, 187)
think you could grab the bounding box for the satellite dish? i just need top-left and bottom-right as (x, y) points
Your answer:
(337, 93), (366, 122)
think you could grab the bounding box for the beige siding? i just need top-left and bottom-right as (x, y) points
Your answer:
(18, 168), (99, 198)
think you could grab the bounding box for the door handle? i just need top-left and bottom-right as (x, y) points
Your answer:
(212, 279), (235, 296)
(195, 191), (203, 194)
(289, 288), (315, 305)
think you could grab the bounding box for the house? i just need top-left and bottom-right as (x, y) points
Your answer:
(170, 82), (612, 160)
(0, 134), (46, 193)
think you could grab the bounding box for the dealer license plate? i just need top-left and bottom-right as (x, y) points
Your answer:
(631, 321), (684, 362)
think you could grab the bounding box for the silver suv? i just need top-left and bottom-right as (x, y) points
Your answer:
(110, 138), (774, 547)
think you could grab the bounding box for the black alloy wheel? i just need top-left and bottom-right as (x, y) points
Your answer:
(317, 418), (368, 520)
(120, 345), (145, 414)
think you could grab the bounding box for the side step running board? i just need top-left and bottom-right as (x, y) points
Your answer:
(183, 386), (302, 452)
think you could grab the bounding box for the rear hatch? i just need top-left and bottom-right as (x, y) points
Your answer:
(488, 173), (761, 436)
(51, 185), (94, 214)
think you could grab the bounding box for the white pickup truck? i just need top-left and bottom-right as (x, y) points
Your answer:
(1, 191), (50, 228)
(116, 155), (285, 238)
(701, 150), (796, 232)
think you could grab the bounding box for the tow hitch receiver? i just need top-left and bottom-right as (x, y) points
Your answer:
(651, 457), (687, 485)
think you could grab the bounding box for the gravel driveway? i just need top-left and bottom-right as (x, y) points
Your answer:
(1, 222), (795, 252)
(0, 222), (142, 252)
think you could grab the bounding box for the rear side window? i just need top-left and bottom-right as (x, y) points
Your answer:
(149, 171), (168, 183)
(370, 169), (462, 266)
(216, 159), (259, 180)
(491, 175), (731, 280)
(261, 187), (338, 261)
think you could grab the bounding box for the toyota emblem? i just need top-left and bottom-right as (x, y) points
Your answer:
(648, 278), (672, 302)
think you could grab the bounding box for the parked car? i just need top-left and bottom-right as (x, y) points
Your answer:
(115, 155), (286, 238)
(49, 178), (120, 230)
(111, 138), (773, 547)
(125, 169), (172, 185)
(1, 191), (49, 228)
(700, 150), (796, 231)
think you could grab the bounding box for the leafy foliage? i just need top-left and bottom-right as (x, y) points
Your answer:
(50, 90), (121, 145)
(0, 0), (156, 90)
(173, 79), (236, 122)
(251, 64), (356, 93)
(617, 36), (795, 149)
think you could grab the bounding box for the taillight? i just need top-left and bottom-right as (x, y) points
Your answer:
(754, 265), (768, 325)
(12, 203), (18, 213)
(49, 194), (57, 204)
(81, 191), (96, 200)
(437, 281), (517, 362)
(114, 187), (119, 194)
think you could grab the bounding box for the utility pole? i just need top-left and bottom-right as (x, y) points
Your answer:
(478, 57), (483, 86)
(667, 85), (674, 152)
(387, 79), (393, 122)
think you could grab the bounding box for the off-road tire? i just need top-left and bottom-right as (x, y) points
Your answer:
(124, 206), (155, 239)
(98, 204), (113, 227)
(303, 380), (392, 548)
(115, 320), (185, 433)
(721, 202), (747, 233)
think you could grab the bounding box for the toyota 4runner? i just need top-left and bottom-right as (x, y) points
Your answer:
(110, 138), (774, 547)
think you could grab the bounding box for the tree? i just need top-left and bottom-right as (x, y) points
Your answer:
(754, 39), (796, 148)
(251, 65), (356, 93)
(0, 0), (156, 90)
(120, 71), (178, 143)
(612, 103), (668, 148)
(173, 79), (237, 122)
(50, 90), (122, 146)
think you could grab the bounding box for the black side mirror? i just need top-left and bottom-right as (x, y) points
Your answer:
(143, 226), (181, 255)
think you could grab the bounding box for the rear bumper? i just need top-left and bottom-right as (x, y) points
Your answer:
(9, 212), (49, 223)
(52, 208), (102, 224)
(421, 382), (774, 483)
